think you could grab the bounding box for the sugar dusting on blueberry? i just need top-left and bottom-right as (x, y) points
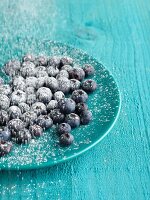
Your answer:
(0, 53), (97, 158)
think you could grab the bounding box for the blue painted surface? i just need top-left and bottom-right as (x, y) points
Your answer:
(0, 0), (150, 199)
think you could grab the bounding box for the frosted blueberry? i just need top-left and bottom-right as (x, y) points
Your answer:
(36, 77), (45, 89)
(0, 141), (12, 157)
(35, 56), (48, 66)
(35, 66), (46, 72)
(0, 110), (9, 126)
(11, 90), (26, 105)
(69, 67), (85, 81)
(56, 70), (69, 79)
(36, 87), (52, 104)
(0, 127), (11, 142)
(8, 119), (24, 136)
(26, 87), (35, 95)
(29, 124), (43, 137)
(18, 103), (30, 113)
(23, 54), (35, 62)
(83, 64), (95, 77)
(60, 57), (73, 66)
(36, 70), (48, 78)
(21, 111), (37, 127)
(12, 76), (26, 91)
(47, 66), (59, 77)
(47, 100), (58, 112)
(71, 89), (88, 103)
(15, 129), (32, 144)
(25, 77), (38, 88)
(0, 84), (11, 96)
(61, 65), (73, 72)
(53, 91), (65, 101)
(70, 79), (81, 91)
(36, 115), (53, 129)
(46, 77), (58, 92)
(21, 61), (35, 78)
(57, 77), (70, 94)
(0, 95), (10, 110)
(26, 94), (36, 105)
(31, 102), (47, 116)
(0, 77), (4, 85)
(4, 60), (21, 77)
(8, 106), (22, 120)
(48, 56), (60, 67)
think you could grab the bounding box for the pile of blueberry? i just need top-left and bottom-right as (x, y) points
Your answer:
(0, 54), (97, 157)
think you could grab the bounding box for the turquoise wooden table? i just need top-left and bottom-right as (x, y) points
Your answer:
(0, 0), (150, 199)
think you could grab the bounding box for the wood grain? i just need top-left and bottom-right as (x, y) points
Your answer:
(0, 0), (150, 199)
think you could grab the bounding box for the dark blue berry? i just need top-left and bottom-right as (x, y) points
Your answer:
(83, 64), (95, 77)
(50, 109), (65, 124)
(75, 102), (88, 114)
(36, 115), (53, 129)
(29, 124), (43, 138)
(65, 113), (80, 128)
(0, 141), (12, 157)
(69, 67), (85, 81)
(71, 89), (88, 103)
(0, 110), (9, 126)
(59, 133), (74, 146)
(81, 79), (97, 93)
(57, 123), (71, 136)
(58, 98), (76, 114)
(80, 110), (92, 125)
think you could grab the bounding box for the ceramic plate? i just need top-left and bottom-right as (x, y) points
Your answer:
(0, 40), (121, 170)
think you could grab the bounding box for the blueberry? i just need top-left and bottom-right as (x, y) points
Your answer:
(69, 67), (85, 81)
(0, 84), (11, 96)
(36, 70), (48, 78)
(18, 103), (30, 113)
(47, 100), (58, 112)
(60, 57), (73, 66)
(50, 109), (65, 124)
(53, 91), (65, 101)
(61, 65), (73, 72)
(59, 133), (74, 146)
(71, 89), (88, 103)
(21, 61), (35, 78)
(47, 66), (59, 77)
(25, 77), (38, 88)
(0, 94), (10, 110)
(26, 87), (35, 95)
(70, 79), (81, 91)
(8, 119), (25, 136)
(11, 90), (26, 105)
(0, 77), (4, 85)
(56, 70), (69, 79)
(0, 141), (12, 157)
(57, 123), (71, 136)
(26, 94), (36, 105)
(4, 60), (21, 77)
(29, 124), (43, 138)
(35, 56), (48, 66)
(46, 77), (58, 92)
(15, 129), (32, 144)
(75, 102), (88, 114)
(80, 110), (92, 125)
(36, 77), (45, 89)
(0, 110), (9, 126)
(81, 79), (97, 93)
(21, 111), (37, 127)
(83, 64), (95, 77)
(31, 102), (47, 116)
(65, 113), (80, 128)
(36, 115), (53, 129)
(57, 77), (70, 94)
(12, 76), (26, 91)
(35, 66), (46, 72)
(36, 87), (52, 104)
(8, 106), (22, 120)
(58, 98), (76, 114)
(48, 56), (60, 67)
(23, 54), (35, 62)
(0, 129), (11, 142)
